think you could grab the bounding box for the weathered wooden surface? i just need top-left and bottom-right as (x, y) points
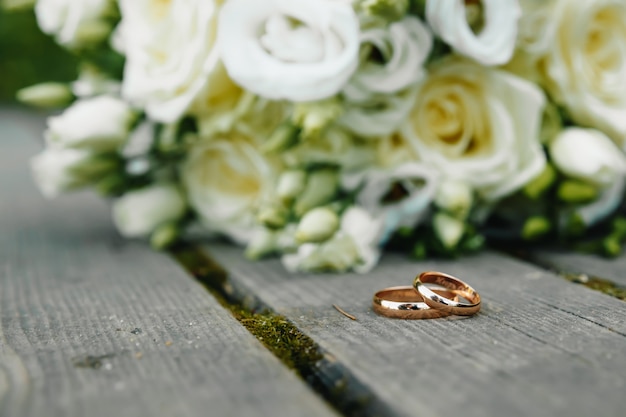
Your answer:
(0, 108), (336, 417)
(532, 249), (626, 286)
(206, 243), (626, 417)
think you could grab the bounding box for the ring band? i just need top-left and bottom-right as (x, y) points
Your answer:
(413, 271), (481, 316)
(372, 286), (460, 319)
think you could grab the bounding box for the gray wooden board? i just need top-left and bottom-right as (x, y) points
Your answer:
(531, 249), (626, 286)
(206, 243), (626, 417)
(0, 108), (337, 417)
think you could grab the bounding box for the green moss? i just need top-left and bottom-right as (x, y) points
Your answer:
(561, 273), (626, 301)
(171, 245), (386, 416)
(171, 245), (322, 372)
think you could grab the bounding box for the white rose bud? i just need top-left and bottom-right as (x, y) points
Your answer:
(46, 96), (136, 151)
(296, 207), (340, 243)
(112, 184), (187, 238)
(550, 128), (626, 187)
(30, 147), (93, 198)
(433, 212), (465, 250)
(16, 82), (73, 108)
(276, 170), (307, 202)
(434, 180), (473, 220)
(282, 206), (384, 273)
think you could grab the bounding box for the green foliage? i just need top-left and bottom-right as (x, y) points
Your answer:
(0, 8), (77, 102)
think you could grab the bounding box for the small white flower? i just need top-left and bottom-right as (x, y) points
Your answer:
(45, 96), (136, 152)
(344, 162), (439, 243)
(112, 184), (187, 238)
(218, 0), (360, 101)
(550, 128), (626, 187)
(31, 147), (93, 198)
(283, 128), (375, 172)
(72, 65), (121, 98)
(296, 207), (340, 243)
(276, 170), (307, 203)
(433, 212), (465, 249)
(434, 179), (473, 219)
(16, 82), (73, 108)
(426, 0), (521, 66)
(118, 0), (224, 123)
(344, 16), (432, 101)
(35, 0), (114, 48)
(282, 206), (383, 273)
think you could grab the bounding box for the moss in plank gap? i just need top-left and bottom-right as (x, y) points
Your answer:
(170, 244), (388, 417)
(503, 248), (626, 302)
(561, 272), (626, 301)
(172, 246), (322, 369)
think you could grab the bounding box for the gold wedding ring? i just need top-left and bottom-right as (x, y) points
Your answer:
(372, 286), (461, 319)
(414, 271), (481, 316)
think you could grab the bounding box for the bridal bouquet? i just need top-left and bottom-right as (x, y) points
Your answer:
(13, 0), (626, 273)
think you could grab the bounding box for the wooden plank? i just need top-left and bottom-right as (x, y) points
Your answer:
(530, 249), (626, 286)
(0, 108), (337, 417)
(206, 243), (626, 417)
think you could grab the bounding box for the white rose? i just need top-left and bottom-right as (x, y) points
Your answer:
(112, 184), (186, 238)
(538, 0), (626, 146)
(550, 128), (626, 187)
(218, 0), (360, 101)
(118, 0), (223, 123)
(401, 57), (546, 201)
(339, 85), (418, 138)
(426, 0), (521, 66)
(182, 129), (281, 245)
(343, 162), (439, 243)
(45, 95), (136, 151)
(31, 147), (92, 198)
(35, 0), (114, 48)
(282, 206), (383, 273)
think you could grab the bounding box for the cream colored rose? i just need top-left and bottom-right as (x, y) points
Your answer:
(217, 0), (360, 101)
(401, 57), (546, 201)
(426, 0), (521, 66)
(538, 0), (626, 146)
(182, 129), (281, 244)
(343, 16), (432, 101)
(35, 0), (114, 48)
(118, 0), (223, 123)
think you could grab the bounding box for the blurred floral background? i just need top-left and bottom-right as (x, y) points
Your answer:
(0, 4), (75, 102)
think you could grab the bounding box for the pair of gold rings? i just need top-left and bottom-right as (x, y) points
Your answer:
(372, 271), (481, 319)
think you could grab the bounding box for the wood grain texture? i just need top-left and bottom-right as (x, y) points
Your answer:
(206, 243), (626, 417)
(531, 249), (626, 286)
(0, 109), (337, 417)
